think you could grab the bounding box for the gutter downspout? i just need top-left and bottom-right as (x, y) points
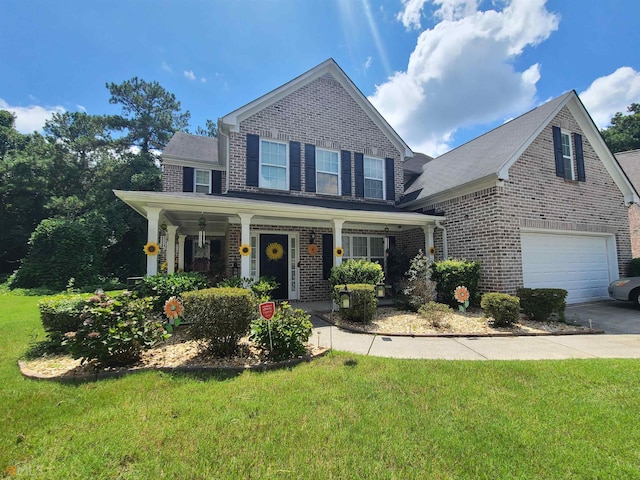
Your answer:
(218, 122), (230, 194)
(435, 219), (448, 259)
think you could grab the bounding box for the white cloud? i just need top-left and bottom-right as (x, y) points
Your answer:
(372, 0), (559, 155)
(397, 0), (428, 30)
(579, 67), (640, 128)
(364, 56), (373, 72)
(161, 61), (172, 73)
(184, 70), (196, 81)
(76, 104), (87, 112)
(200, 77), (207, 83)
(0, 98), (65, 133)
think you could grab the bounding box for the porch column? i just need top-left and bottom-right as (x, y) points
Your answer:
(332, 219), (345, 267)
(146, 207), (161, 276)
(178, 234), (186, 271)
(238, 213), (253, 278)
(166, 225), (178, 274)
(423, 224), (435, 261)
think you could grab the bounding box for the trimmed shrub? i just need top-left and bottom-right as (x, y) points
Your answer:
(65, 292), (167, 366)
(329, 259), (384, 301)
(135, 272), (208, 312)
(517, 288), (567, 321)
(183, 287), (258, 356)
(630, 258), (640, 277)
(403, 250), (437, 311)
(481, 293), (520, 327)
(250, 302), (313, 360)
(418, 301), (453, 329)
(39, 293), (90, 335)
(218, 276), (278, 302)
(431, 259), (481, 307)
(334, 284), (377, 323)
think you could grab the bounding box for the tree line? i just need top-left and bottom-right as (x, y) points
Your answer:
(0, 78), (213, 290)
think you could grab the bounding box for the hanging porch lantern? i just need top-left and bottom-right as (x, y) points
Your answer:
(198, 216), (206, 248)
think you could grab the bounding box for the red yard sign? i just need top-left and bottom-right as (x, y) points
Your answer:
(259, 301), (276, 321)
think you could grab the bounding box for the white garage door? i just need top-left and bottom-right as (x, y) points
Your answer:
(521, 232), (617, 304)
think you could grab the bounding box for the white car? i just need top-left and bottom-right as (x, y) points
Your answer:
(608, 277), (640, 306)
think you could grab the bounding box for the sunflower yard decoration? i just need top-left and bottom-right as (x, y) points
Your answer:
(307, 243), (318, 256)
(266, 242), (284, 261)
(429, 246), (436, 256)
(454, 285), (470, 312)
(334, 246), (344, 257)
(143, 242), (160, 256)
(239, 244), (251, 256)
(163, 296), (183, 332)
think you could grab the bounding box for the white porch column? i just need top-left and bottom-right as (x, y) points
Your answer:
(332, 219), (345, 267)
(177, 234), (186, 271)
(166, 225), (178, 274)
(238, 213), (253, 278)
(423, 224), (435, 261)
(146, 207), (161, 276)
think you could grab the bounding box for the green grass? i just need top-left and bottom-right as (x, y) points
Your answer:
(2, 293), (640, 479)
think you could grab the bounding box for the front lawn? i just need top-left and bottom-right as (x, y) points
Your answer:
(2, 293), (640, 479)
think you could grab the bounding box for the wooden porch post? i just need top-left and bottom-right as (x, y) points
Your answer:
(178, 234), (186, 271)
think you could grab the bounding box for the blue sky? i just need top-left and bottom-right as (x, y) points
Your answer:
(1, 0), (639, 156)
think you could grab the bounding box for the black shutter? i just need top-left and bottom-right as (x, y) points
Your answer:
(305, 144), (316, 192)
(211, 170), (222, 194)
(322, 233), (333, 280)
(341, 150), (351, 196)
(388, 235), (396, 249)
(355, 152), (364, 198)
(246, 134), (259, 187)
(289, 141), (301, 191)
(184, 240), (193, 271)
(183, 166), (194, 192)
(385, 157), (395, 201)
(574, 133), (585, 182)
(552, 126), (564, 178)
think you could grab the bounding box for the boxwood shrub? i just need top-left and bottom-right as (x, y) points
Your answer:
(334, 284), (377, 323)
(39, 293), (90, 335)
(183, 287), (258, 356)
(431, 259), (481, 307)
(481, 293), (520, 327)
(135, 272), (208, 312)
(329, 259), (384, 302)
(250, 302), (313, 361)
(517, 288), (567, 321)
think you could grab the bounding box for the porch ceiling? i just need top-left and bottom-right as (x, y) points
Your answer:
(113, 190), (444, 236)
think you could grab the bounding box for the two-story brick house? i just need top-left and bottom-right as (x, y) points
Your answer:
(115, 59), (637, 304)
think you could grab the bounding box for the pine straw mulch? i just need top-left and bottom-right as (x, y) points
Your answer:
(20, 329), (327, 381)
(328, 306), (595, 336)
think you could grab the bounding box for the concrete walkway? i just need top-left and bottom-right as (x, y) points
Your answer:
(299, 301), (640, 360)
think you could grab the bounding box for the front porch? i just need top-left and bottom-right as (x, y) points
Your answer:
(114, 190), (445, 302)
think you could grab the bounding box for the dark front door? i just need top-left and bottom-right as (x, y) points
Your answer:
(260, 234), (288, 300)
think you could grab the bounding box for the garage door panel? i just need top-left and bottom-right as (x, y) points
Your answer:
(521, 232), (614, 304)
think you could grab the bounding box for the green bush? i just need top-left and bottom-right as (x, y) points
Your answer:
(431, 259), (481, 307)
(403, 250), (437, 311)
(481, 293), (520, 327)
(517, 288), (567, 321)
(218, 276), (278, 302)
(183, 287), (258, 356)
(418, 301), (453, 328)
(135, 272), (208, 312)
(250, 302), (313, 361)
(329, 259), (384, 300)
(65, 292), (167, 366)
(630, 258), (640, 277)
(10, 217), (105, 291)
(334, 284), (377, 323)
(39, 293), (90, 335)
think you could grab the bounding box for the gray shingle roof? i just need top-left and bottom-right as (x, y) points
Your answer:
(403, 91), (574, 203)
(615, 149), (640, 193)
(162, 132), (219, 165)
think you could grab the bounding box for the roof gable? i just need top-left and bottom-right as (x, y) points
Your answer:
(220, 58), (413, 158)
(403, 91), (638, 206)
(615, 149), (640, 193)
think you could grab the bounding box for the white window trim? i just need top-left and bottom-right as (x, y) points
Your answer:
(259, 139), (289, 191)
(341, 234), (386, 264)
(316, 148), (341, 196)
(194, 169), (212, 194)
(561, 131), (575, 180)
(363, 156), (385, 200)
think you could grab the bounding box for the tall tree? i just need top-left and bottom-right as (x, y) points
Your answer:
(194, 119), (218, 137)
(601, 103), (640, 153)
(107, 77), (190, 154)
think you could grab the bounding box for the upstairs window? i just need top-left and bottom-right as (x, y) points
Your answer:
(561, 131), (575, 180)
(316, 149), (340, 195)
(194, 169), (211, 193)
(260, 140), (288, 190)
(364, 156), (384, 199)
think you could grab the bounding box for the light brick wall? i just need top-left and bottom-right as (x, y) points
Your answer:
(629, 205), (640, 258)
(423, 106), (633, 293)
(228, 73), (404, 204)
(162, 163), (227, 194)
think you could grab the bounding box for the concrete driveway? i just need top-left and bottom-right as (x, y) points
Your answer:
(565, 300), (640, 334)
